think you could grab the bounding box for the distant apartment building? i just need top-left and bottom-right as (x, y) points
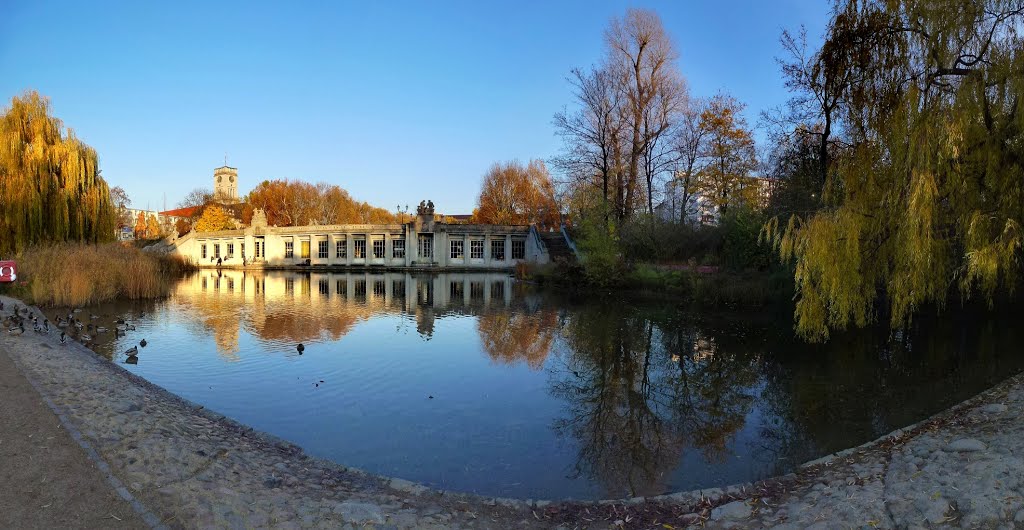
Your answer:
(655, 175), (776, 225)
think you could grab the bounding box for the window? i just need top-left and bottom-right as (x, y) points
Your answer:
(201, 244), (207, 259)
(300, 240), (311, 259)
(318, 240), (328, 259)
(336, 237), (347, 258)
(418, 234), (433, 259)
(512, 239), (526, 260)
(214, 244), (221, 258)
(240, 243), (245, 257)
(319, 279), (329, 296)
(470, 282), (484, 299)
(285, 277), (294, 295)
(491, 281), (504, 299)
(254, 240), (263, 258)
(227, 277), (234, 291)
(392, 280), (406, 300)
(450, 281), (464, 299)
(336, 280), (347, 297)
(372, 238), (385, 259)
(354, 237), (366, 259)
(354, 280), (366, 301)
(392, 239), (405, 259)
(285, 241), (294, 258)
(490, 240), (504, 261)
(373, 280), (386, 297)
(470, 240), (484, 259)
(450, 240), (464, 259)
(227, 243), (234, 258)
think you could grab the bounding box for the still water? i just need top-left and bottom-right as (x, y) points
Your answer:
(77, 270), (1024, 500)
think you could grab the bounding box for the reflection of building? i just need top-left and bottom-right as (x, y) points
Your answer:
(174, 270), (521, 354)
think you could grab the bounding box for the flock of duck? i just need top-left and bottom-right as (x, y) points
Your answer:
(3, 300), (148, 363)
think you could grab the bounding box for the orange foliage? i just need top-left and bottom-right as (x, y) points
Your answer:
(473, 160), (560, 228)
(246, 179), (398, 227)
(477, 309), (559, 370)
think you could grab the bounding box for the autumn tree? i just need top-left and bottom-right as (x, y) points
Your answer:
(133, 211), (147, 238)
(473, 160), (561, 228)
(194, 205), (235, 232)
(766, 0), (1024, 340)
(0, 91), (116, 255)
(146, 213), (161, 238)
(694, 93), (758, 214)
(245, 179), (396, 227)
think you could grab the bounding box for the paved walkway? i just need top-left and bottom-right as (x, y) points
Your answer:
(2, 294), (1023, 529)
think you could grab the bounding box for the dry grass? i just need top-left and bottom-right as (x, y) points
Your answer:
(13, 242), (196, 307)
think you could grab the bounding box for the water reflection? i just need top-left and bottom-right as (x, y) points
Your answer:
(86, 272), (1024, 500)
(176, 269), (528, 358)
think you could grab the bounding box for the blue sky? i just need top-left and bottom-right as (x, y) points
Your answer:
(1, 1), (830, 214)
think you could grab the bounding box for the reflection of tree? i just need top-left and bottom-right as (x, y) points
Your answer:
(550, 303), (759, 498)
(477, 309), (558, 369)
(756, 307), (1024, 466)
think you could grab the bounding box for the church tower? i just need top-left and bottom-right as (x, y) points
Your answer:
(213, 165), (239, 203)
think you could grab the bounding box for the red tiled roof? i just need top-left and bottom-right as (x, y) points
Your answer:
(159, 206), (200, 218)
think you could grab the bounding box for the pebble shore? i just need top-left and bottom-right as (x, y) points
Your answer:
(2, 295), (1022, 529)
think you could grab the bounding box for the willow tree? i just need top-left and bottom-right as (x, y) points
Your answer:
(0, 91), (116, 255)
(767, 0), (1024, 340)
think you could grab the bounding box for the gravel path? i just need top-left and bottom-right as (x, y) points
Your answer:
(0, 333), (147, 529)
(2, 294), (1022, 529)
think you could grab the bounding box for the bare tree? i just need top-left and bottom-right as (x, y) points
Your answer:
(554, 9), (687, 227)
(605, 8), (687, 220)
(762, 26), (851, 192)
(553, 66), (625, 224)
(670, 97), (710, 224)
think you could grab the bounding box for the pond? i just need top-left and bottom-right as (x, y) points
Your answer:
(71, 270), (1024, 501)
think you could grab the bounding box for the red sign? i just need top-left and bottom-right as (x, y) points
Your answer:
(0, 261), (16, 283)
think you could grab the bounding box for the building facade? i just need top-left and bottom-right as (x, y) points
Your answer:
(172, 203), (554, 270)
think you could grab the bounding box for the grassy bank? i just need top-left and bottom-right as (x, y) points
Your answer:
(2, 242), (196, 307)
(520, 260), (794, 308)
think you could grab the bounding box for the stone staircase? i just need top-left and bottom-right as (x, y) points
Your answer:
(538, 231), (576, 263)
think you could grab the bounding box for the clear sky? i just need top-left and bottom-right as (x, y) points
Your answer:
(1, 1), (830, 214)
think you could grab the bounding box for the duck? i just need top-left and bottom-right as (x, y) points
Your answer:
(125, 345), (139, 357)
(8, 324), (25, 335)
(80, 333), (92, 343)
(139, 339), (147, 348)
(296, 343), (305, 354)
(115, 323), (127, 332)
(60, 332), (67, 345)
(96, 326), (108, 333)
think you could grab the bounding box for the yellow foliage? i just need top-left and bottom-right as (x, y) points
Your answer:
(194, 205), (235, 232)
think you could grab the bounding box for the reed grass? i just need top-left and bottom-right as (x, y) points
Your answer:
(11, 242), (196, 307)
